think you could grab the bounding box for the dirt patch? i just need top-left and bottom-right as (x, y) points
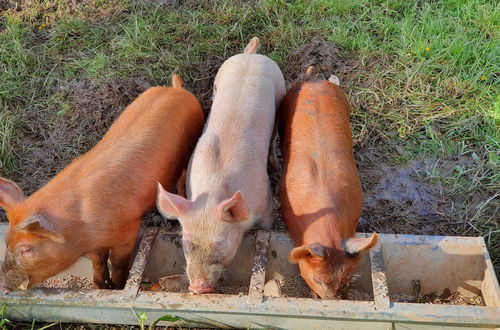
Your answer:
(181, 58), (221, 115)
(53, 77), (153, 156)
(0, 0), (126, 27)
(282, 37), (345, 86)
(363, 160), (439, 218)
(358, 150), (447, 235)
(356, 147), (494, 239)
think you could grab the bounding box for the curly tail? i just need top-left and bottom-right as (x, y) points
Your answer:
(171, 75), (183, 88)
(305, 66), (316, 79)
(244, 37), (260, 54)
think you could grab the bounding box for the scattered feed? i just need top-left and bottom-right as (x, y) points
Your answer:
(264, 275), (373, 300)
(347, 289), (374, 301)
(38, 275), (92, 290)
(390, 289), (484, 306)
(140, 274), (248, 295)
(264, 275), (312, 298)
(218, 285), (248, 296)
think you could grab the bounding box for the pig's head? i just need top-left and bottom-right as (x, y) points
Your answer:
(157, 183), (249, 294)
(289, 234), (378, 299)
(0, 177), (71, 292)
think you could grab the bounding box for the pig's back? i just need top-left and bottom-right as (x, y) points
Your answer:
(206, 54), (284, 141)
(279, 81), (362, 242)
(187, 54), (284, 213)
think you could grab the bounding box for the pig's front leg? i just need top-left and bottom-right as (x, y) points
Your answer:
(87, 249), (111, 289)
(109, 242), (135, 289)
(109, 223), (140, 289)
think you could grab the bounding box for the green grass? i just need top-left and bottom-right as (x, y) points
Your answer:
(0, 0), (498, 271)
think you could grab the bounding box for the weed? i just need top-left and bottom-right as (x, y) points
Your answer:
(0, 304), (10, 330)
(131, 308), (181, 330)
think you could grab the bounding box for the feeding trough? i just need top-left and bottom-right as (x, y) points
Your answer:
(0, 224), (498, 329)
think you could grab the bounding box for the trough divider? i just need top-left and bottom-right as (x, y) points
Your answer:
(247, 230), (271, 303)
(122, 227), (158, 299)
(480, 237), (500, 307)
(369, 236), (391, 309)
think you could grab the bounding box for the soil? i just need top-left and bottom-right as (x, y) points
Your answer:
(355, 149), (487, 238)
(282, 36), (345, 86)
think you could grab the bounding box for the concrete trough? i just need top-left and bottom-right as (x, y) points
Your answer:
(0, 224), (498, 329)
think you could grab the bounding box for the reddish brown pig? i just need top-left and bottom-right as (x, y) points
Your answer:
(0, 75), (204, 292)
(278, 69), (377, 299)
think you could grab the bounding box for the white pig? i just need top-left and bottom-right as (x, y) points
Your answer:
(157, 37), (285, 294)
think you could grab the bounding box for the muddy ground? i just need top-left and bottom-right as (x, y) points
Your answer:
(0, 38), (496, 266)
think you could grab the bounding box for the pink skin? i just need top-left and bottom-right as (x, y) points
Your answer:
(189, 278), (214, 294)
(156, 37), (286, 293)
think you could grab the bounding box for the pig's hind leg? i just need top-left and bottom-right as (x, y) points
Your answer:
(87, 249), (111, 289)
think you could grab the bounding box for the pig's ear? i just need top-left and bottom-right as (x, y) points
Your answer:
(0, 177), (25, 212)
(289, 243), (326, 264)
(343, 233), (378, 257)
(157, 182), (191, 220)
(217, 191), (250, 223)
(18, 215), (65, 243)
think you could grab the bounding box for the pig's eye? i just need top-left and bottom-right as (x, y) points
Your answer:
(18, 246), (34, 258)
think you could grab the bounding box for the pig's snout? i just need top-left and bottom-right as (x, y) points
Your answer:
(188, 278), (214, 294)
